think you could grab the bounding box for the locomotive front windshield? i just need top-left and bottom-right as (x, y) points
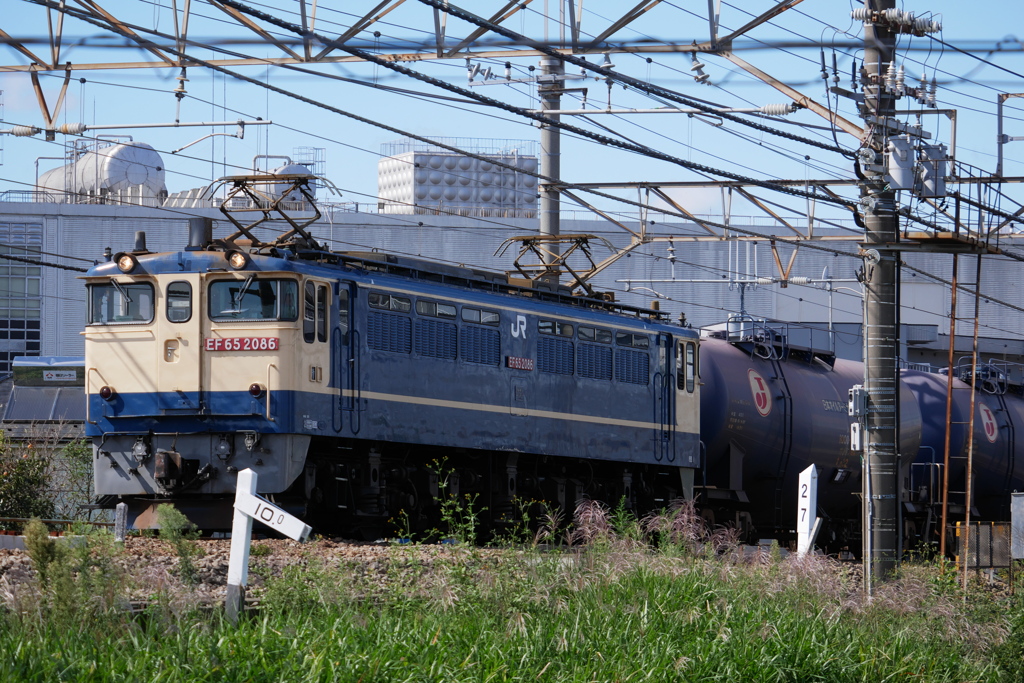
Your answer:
(209, 278), (298, 321)
(88, 282), (154, 324)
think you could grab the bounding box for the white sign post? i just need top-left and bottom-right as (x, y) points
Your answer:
(226, 468), (312, 624)
(797, 465), (821, 556)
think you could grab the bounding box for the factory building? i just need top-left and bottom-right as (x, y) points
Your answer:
(0, 138), (1021, 377)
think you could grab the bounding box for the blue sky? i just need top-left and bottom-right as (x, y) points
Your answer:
(0, 0), (1022, 221)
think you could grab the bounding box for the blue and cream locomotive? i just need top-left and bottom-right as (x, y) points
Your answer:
(85, 221), (702, 534)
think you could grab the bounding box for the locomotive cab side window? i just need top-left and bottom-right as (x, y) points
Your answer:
(677, 340), (697, 393)
(88, 281), (154, 325)
(166, 281), (192, 323)
(209, 278), (298, 321)
(304, 282), (331, 343)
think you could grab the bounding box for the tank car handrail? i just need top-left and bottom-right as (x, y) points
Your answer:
(954, 357), (1009, 394)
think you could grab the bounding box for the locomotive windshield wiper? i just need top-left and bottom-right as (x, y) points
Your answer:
(232, 274), (256, 308)
(109, 277), (132, 304)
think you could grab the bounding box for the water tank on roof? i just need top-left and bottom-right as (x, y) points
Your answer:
(37, 142), (166, 202)
(258, 163), (314, 202)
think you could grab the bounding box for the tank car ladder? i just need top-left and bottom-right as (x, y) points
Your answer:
(765, 353), (795, 534)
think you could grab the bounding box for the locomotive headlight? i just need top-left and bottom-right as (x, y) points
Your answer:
(115, 253), (138, 273)
(98, 385), (116, 401)
(248, 383), (264, 398)
(227, 250), (250, 270)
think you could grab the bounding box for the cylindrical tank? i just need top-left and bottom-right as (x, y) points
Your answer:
(902, 370), (1024, 521)
(266, 163), (315, 202)
(37, 142), (166, 202)
(699, 338), (921, 543)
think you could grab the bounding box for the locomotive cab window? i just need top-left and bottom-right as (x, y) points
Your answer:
(166, 281), (192, 323)
(303, 281), (330, 343)
(88, 281), (154, 325)
(209, 278), (298, 321)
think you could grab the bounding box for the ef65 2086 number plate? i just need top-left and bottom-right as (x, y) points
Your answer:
(205, 337), (280, 351)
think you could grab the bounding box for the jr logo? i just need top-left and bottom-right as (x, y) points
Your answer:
(748, 369), (772, 417)
(979, 403), (998, 443)
(511, 315), (527, 339)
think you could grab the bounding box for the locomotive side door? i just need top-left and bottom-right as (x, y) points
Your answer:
(156, 273), (203, 411)
(654, 332), (673, 462)
(675, 338), (700, 466)
(334, 281), (358, 434)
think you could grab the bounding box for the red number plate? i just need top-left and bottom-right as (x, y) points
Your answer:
(205, 337), (280, 352)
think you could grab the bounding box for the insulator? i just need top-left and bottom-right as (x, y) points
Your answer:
(504, 62), (512, 80)
(759, 103), (795, 116)
(895, 64), (905, 95)
(58, 122), (86, 135)
(694, 72), (710, 84)
(756, 277), (775, 285)
(927, 78), (937, 107)
(884, 62), (896, 92)
(915, 17), (941, 33)
(690, 60), (705, 72)
(831, 53), (840, 84)
(10, 126), (39, 137)
(850, 8), (871, 21)
(819, 48), (828, 80)
(789, 277), (811, 285)
(918, 72), (929, 104)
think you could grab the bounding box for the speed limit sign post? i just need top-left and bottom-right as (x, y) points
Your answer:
(226, 468), (312, 624)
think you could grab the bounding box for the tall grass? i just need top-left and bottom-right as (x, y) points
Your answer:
(0, 505), (1016, 682)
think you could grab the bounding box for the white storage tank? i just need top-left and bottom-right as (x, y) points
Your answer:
(37, 141), (167, 205)
(265, 163), (315, 202)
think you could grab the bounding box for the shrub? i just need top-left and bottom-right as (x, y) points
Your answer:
(0, 437), (55, 525)
(155, 504), (202, 586)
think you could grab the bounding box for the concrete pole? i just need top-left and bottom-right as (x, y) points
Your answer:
(861, 0), (901, 585)
(538, 57), (563, 271)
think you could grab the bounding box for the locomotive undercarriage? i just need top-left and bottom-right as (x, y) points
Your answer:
(298, 437), (695, 540)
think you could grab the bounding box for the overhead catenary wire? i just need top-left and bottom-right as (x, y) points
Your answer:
(21, 0), (1015, 236)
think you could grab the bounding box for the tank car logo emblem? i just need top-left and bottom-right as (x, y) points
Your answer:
(748, 369), (772, 417)
(979, 404), (998, 443)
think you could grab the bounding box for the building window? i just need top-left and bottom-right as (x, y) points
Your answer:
(0, 222), (43, 372)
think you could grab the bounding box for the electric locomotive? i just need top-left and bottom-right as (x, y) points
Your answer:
(85, 223), (702, 535)
(84, 175), (1024, 546)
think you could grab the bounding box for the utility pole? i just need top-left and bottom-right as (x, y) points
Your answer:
(538, 57), (563, 270)
(859, 0), (901, 585)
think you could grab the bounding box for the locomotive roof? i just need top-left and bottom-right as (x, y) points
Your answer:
(86, 244), (674, 324)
